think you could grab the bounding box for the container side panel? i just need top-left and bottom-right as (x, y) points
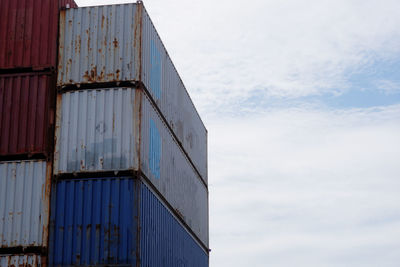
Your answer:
(140, 181), (208, 267)
(0, 73), (53, 156)
(0, 254), (42, 267)
(0, 161), (48, 248)
(140, 94), (209, 246)
(54, 88), (137, 174)
(0, 0), (73, 69)
(57, 4), (138, 86)
(141, 8), (208, 182)
(49, 177), (137, 266)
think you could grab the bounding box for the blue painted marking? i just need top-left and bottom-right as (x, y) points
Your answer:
(150, 40), (162, 99)
(149, 119), (161, 179)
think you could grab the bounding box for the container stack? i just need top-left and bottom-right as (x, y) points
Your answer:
(0, 0), (77, 266)
(49, 2), (209, 267)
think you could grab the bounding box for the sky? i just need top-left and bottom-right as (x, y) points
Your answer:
(77, 1), (400, 266)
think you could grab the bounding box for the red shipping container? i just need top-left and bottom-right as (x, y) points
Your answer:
(0, 0), (77, 70)
(0, 72), (55, 157)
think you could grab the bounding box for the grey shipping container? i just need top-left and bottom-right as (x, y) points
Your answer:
(53, 87), (208, 247)
(0, 254), (42, 267)
(57, 3), (208, 183)
(0, 160), (51, 249)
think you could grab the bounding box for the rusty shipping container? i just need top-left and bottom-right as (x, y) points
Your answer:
(0, 0), (77, 70)
(0, 254), (43, 267)
(0, 72), (55, 157)
(0, 160), (51, 249)
(49, 177), (208, 266)
(57, 3), (208, 183)
(53, 87), (209, 247)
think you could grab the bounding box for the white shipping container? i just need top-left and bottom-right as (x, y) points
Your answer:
(53, 88), (208, 246)
(0, 161), (50, 248)
(57, 3), (208, 183)
(0, 254), (42, 267)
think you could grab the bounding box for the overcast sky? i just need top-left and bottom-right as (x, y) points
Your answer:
(77, 1), (400, 266)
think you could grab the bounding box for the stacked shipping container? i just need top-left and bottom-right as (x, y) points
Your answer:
(0, 1), (208, 266)
(51, 2), (209, 266)
(0, 0), (77, 266)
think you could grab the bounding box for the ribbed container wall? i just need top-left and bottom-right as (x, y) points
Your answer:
(0, 160), (50, 248)
(53, 88), (139, 174)
(49, 177), (208, 266)
(140, 93), (209, 246)
(140, 180), (208, 267)
(49, 178), (137, 266)
(0, 73), (54, 157)
(0, 254), (42, 267)
(141, 7), (208, 183)
(56, 4), (141, 85)
(0, 0), (77, 70)
(57, 4), (207, 184)
(53, 87), (208, 247)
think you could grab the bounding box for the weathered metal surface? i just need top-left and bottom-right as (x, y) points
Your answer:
(0, 0), (77, 70)
(57, 4), (140, 86)
(141, 7), (208, 183)
(0, 72), (54, 157)
(49, 177), (137, 266)
(0, 254), (42, 267)
(49, 177), (208, 266)
(53, 88), (139, 174)
(57, 4), (208, 184)
(54, 87), (208, 246)
(140, 92), (209, 246)
(140, 180), (209, 266)
(0, 160), (51, 248)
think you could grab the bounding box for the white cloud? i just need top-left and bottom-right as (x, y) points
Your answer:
(208, 104), (400, 266)
(376, 80), (400, 95)
(135, 0), (400, 113)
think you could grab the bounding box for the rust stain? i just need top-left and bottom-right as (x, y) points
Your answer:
(116, 69), (120, 80)
(80, 160), (85, 170)
(98, 71), (104, 81)
(83, 70), (89, 82)
(113, 38), (119, 48)
(87, 30), (91, 52)
(75, 34), (81, 55)
(101, 15), (105, 29)
(90, 66), (97, 81)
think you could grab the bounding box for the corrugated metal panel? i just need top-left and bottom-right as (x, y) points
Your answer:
(57, 4), (208, 184)
(56, 4), (140, 86)
(54, 87), (208, 246)
(0, 72), (54, 157)
(140, 92), (209, 246)
(0, 0), (77, 70)
(141, 7), (208, 183)
(140, 180), (208, 267)
(49, 177), (137, 266)
(0, 160), (50, 248)
(0, 254), (42, 267)
(54, 88), (139, 174)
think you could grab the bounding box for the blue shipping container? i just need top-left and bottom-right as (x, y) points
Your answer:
(49, 177), (208, 267)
